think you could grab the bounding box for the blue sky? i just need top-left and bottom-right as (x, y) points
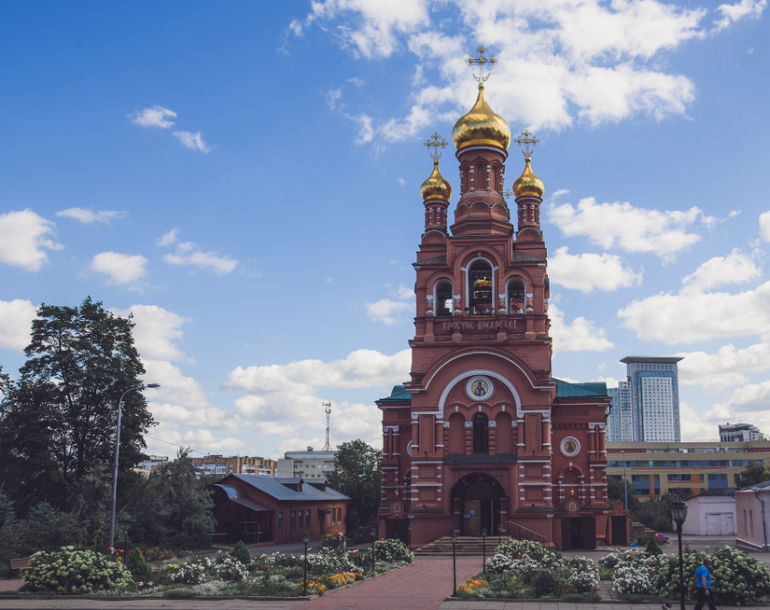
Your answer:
(1, 0), (769, 459)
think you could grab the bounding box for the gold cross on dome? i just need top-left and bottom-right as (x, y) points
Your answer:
(515, 129), (539, 158)
(424, 132), (447, 160)
(466, 45), (497, 82)
(502, 190), (513, 199)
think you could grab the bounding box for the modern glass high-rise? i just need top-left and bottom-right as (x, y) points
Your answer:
(607, 381), (633, 442)
(621, 356), (683, 442)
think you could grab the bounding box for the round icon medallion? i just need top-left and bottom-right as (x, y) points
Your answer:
(560, 436), (581, 457)
(465, 376), (493, 401)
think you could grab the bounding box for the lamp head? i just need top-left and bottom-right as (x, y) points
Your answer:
(450, 532), (457, 544)
(146, 383), (161, 388)
(481, 528), (487, 537)
(671, 499), (688, 525)
(303, 533), (310, 544)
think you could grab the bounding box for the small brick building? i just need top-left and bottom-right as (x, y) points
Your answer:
(212, 475), (348, 546)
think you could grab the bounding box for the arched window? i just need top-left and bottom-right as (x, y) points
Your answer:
(473, 412), (489, 454)
(468, 260), (493, 315)
(507, 277), (525, 314)
(435, 280), (453, 317)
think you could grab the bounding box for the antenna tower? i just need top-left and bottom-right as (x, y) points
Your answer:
(322, 401), (332, 451)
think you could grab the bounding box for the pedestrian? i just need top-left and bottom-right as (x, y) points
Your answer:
(693, 558), (716, 610)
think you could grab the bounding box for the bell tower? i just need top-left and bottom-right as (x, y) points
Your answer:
(377, 47), (613, 551)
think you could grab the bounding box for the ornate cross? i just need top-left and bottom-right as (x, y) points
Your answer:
(424, 132), (447, 160)
(466, 45), (497, 83)
(514, 129), (539, 158)
(502, 190), (513, 199)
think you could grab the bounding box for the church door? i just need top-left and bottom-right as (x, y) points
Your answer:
(465, 499), (481, 535)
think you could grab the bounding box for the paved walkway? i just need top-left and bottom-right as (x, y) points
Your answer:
(297, 556), (482, 610)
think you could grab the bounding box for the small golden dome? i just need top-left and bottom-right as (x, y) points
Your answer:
(420, 159), (452, 201)
(452, 84), (511, 152)
(512, 157), (544, 199)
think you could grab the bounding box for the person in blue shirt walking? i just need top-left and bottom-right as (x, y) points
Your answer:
(693, 558), (716, 610)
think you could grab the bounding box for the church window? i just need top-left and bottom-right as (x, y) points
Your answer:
(435, 280), (454, 317)
(506, 277), (526, 313)
(468, 260), (493, 314)
(472, 412), (489, 454)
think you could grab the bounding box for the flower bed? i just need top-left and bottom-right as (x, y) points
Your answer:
(19, 539), (413, 598)
(457, 540), (600, 600)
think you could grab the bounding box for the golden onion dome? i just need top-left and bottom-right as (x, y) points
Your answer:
(420, 159), (452, 201)
(452, 83), (511, 152)
(512, 156), (544, 199)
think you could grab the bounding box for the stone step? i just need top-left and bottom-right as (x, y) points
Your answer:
(414, 535), (510, 556)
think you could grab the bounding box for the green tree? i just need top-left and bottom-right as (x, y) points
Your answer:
(130, 449), (214, 544)
(326, 440), (382, 532)
(735, 461), (770, 489)
(0, 298), (154, 515)
(607, 477), (639, 512)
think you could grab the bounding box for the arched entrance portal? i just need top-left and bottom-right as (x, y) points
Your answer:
(450, 473), (506, 536)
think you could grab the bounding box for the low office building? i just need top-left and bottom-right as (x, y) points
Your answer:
(133, 455), (169, 477)
(278, 448), (336, 479)
(211, 475), (348, 545)
(607, 441), (770, 497)
(735, 480), (770, 551)
(191, 455), (276, 478)
(720, 423), (764, 443)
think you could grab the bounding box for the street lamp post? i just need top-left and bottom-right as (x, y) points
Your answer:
(622, 450), (628, 511)
(451, 532), (457, 597)
(371, 528), (377, 575)
(481, 528), (487, 573)
(497, 522), (502, 545)
(408, 522), (412, 551)
(109, 383), (160, 550)
(671, 500), (689, 610)
(302, 533), (310, 595)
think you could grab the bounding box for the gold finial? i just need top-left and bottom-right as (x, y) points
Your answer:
(424, 132), (448, 161)
(514, 129), (539, 158)
(502, 190), (513, 199)
(466, 45), (497, 83)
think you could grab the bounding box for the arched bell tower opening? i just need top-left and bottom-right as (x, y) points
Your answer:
(450, 473), (506, 536)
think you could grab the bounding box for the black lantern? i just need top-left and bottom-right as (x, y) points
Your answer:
(450, 532), (458, 597)
(371, 528), (377, 574)
(408, 522), (413, 551)
(481, 527), (487, 573)
(302, 533), (310, 596)
(670, 500), (688, 610)
(671, 500), (688, 526)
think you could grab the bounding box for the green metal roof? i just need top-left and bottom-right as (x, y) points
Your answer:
(377, 384), (412, 403)
(555, 379), (608, 398)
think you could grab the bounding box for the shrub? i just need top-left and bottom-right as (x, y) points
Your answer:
(613, 565), (652, 595)
(568, 566), (599, 593)
(486, 553), (515, 574)
(21, 547), (133, 594)
(645, 537), (663, 555)
(306, 548), (356, 575)
(165, 557), (211, 585)
(494, 539), (553, 561)
(533, 571), (559, 597)
(214, 555), (249, 582)
(269, 552), (302, 568)
(231, 541), (250, 565)
(373, 539), (413, 563)
(125, 546), (153, 583)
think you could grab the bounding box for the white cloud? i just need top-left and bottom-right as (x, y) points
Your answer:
(56, 208), (126, 224)
(348, 113), (375, 144)
(547, 198), (705, 260)
(325, 87), (343, 109)
(0, 299), (37, 351)
(618, 282), (770, 345)
(348, 77), (366, 87)
(150, 402), (240, 433)
(157, 229), (237, 275)
(112, 304), (191, 362)
(396, 178), (406, 186)
(90, 252), (148, 286)
(394, 284), (415, 299)
(713, 0), (767, 31)
(143, 360), (209, 408)
(549, 303), (614, 354)
(173, 131), (211, 153)
(289, 0), (760, 140)
(0, 210), (62, 271)
(164, 251), (237, 275)
(156, 228), (180, 247)
(681, 248), (761, 294)
(678, 341), (770, 389)
(619, 280), (770, 344)
(760, 210), (770, 242)
(130, 106), (177, 129)
(679, 401), (718, 440)
(366, 299), (412, 324)
(713, 379), (770, 413)
(549, 246), (642, 293)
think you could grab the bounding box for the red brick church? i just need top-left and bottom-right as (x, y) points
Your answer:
(376, 60), (625, 550)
